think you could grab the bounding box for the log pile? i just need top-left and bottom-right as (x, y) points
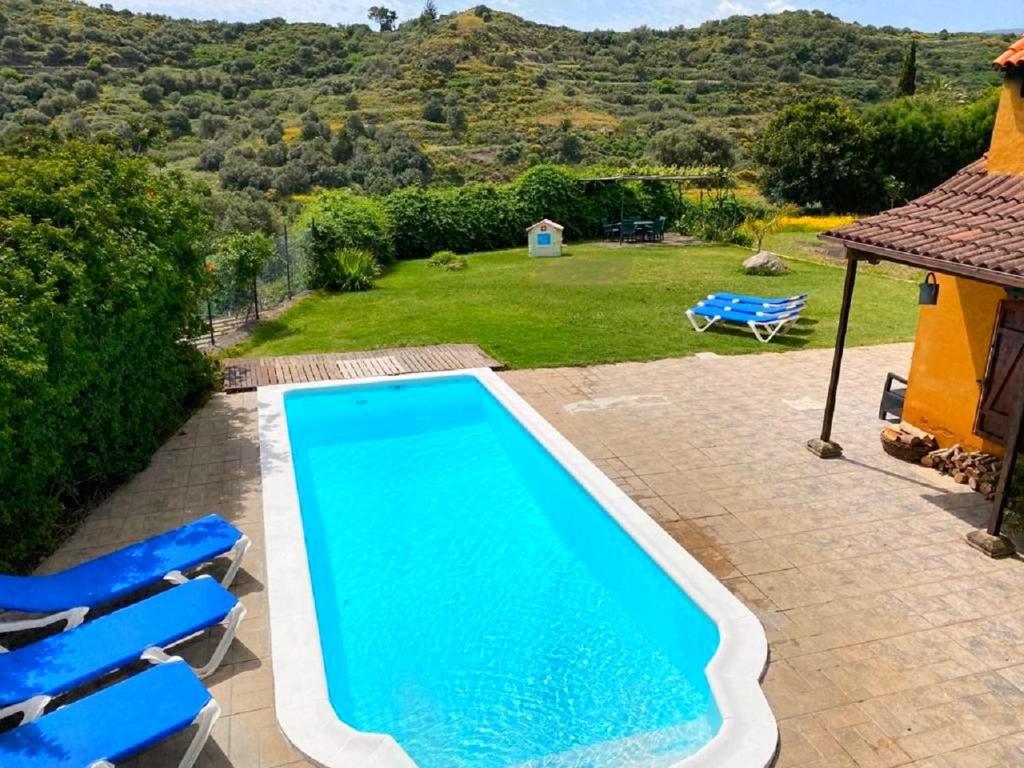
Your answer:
(921, 444), (1002, 499)
(881, 423), (939, 452)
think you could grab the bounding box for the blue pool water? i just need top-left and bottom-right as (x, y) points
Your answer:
(284, 377), (722, 768)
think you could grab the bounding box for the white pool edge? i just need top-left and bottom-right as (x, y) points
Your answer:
(257, 368), (778, 768)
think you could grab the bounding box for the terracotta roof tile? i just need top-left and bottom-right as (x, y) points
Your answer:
(823, 158), (1024, 282)
(995, 37), (1024, 69)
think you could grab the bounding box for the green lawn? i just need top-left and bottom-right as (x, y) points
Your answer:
(231, 243), (920, 369)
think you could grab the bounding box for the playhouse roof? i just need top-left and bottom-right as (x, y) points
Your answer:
(995, 36), (1024, 70)
(526, 219), (564, 232)
(821, 158), (1024, 288)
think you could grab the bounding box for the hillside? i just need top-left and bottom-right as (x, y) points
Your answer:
(0, 1), (1013, 195)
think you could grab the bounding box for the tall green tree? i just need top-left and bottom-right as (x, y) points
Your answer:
(751, 97), (882, 212)
(897, 40), (918, 97)
(864, 89), (998, 200)
(367, 6), (397, 31)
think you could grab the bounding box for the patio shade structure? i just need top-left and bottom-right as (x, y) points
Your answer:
(811, 159), (1024, 556)
(579, 171), (729, 220)
(809, 39), (1024, 559)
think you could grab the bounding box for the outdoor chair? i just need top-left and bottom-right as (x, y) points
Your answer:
(686, 296), (805, 343)
(0, 575), (243, 728)
(619, 220), (637, 243)
(0, 658), (220, 768)
(879, 372), (908, 421)
(0, 514), (250, 642)
(653, 217), (667, 241)
(601, 218), (620, 240)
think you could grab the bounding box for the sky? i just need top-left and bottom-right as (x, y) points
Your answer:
(83, 0), (1020, 34)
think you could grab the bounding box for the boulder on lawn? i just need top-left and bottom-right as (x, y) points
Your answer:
(743, 251), (790, 276)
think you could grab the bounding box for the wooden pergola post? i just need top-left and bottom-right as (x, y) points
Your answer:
(808, 252), (859, 459)
(967, 387), (1023, 558)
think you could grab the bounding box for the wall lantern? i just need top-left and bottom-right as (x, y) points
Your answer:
(919, 272), (939, 305)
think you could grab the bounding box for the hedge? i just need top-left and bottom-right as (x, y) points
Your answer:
(0, 141), (217, 572)
(310, 165), (684, 262)
(300, 189), (395, 287)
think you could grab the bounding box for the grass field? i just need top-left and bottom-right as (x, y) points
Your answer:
(231, 242), (920, 369)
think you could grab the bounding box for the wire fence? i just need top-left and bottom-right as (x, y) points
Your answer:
(193, 224), (310, 349)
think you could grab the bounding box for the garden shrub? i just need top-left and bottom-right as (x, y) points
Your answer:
(427, 250), (468, 271)
(301, 189), (394, 288)
(0, 140), (217, 572)
(318, 248), (381, 291)
(678, 194), (765, 247)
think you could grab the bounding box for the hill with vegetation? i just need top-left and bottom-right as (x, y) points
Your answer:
(0, 0), (1013, 201)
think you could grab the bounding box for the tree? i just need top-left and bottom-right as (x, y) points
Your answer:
(421, 0), (438, 20)
(422, 96), (445, 123)
(367, 6), (397, 31)
(751, 97), (881, 212)
(139, 83), (163, 105)
(446, 103), (467, 134)
(651, 125), (735, 168)
(214, 233), (273, 319)
(741, 205), (795, 252)
(72, 79), (98, 102)
(863, 90), (998, 200)
(897, 41), (917, 97)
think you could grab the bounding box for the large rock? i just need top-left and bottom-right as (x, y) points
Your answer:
(743, 250), (790, 275)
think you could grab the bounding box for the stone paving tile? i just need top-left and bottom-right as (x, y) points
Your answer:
(30, 342), (1024, 768)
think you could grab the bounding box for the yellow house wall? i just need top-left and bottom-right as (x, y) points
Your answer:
(901, 274), (1007, 455)
(987, 71), (1024, 175)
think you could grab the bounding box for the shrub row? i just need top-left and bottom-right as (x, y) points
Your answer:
(301, 165), (685, 272)
(0, 141), (217, 571)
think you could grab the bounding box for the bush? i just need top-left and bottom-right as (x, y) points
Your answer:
(0, 141), (216, 571)
(427, 250), (468, 271)
(318, 248), (381, 291)
(302, 189), (394, 287)
(678, 193), (763, 247)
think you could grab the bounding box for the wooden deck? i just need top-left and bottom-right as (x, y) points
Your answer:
(222, 344), (503, 393)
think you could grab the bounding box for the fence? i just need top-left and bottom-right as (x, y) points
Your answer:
(193, 224), (310, 349)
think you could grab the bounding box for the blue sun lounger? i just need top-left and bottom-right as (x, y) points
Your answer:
(706, 292), (807, 308)
(0, 658), (220, 768)
(0, 514), (250, 642)
(0, 575), (243, 725)
(686, 295), (805, 343)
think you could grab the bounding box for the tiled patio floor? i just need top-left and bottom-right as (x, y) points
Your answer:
(39, 342), (1024, 768)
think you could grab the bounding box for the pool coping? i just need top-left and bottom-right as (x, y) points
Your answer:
(257, 368), (778, 768)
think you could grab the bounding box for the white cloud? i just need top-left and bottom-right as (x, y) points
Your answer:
(766, 0), (796, 11)
(716, 0), (753, 15)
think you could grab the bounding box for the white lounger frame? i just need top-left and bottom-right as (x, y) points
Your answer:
(686, 309), (801, 343)
(0, 534), (251, 650)
(86, 695), (220, 768)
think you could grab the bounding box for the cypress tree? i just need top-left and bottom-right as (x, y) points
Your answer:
(897, 41), (917, 97)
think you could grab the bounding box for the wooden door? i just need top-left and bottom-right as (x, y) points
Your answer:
(976, 301), (1024, 445)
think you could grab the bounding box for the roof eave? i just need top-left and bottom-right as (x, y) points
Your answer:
(819, 234), (1024, 291)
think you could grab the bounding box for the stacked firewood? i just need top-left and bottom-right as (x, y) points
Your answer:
(921, 444), (1002, 499)
(881, 423), (939, 452)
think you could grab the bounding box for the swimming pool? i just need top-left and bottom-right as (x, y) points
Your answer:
(259, 369), (776, 768)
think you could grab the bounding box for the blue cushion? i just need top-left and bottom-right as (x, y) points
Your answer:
(698, 298), (803, 316)
(708, 292), (807, 305)
(0, 515), (242, 613)
(0, 661), (211, 768)
(0, 576), (236, 707)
